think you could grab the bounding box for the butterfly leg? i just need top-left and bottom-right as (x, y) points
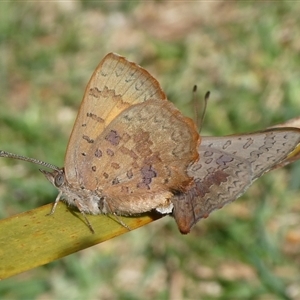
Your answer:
(112, 213), (131, 231)
(74, 199), (95, 234)
(103, 201), (131, 231)
(47, 191), (63, 215)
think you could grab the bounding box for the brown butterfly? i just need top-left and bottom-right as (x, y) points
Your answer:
(2, 53), (299, 236)
(0, 53), (200, 232)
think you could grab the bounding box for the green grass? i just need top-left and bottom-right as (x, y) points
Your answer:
(1, 1), (300, 299)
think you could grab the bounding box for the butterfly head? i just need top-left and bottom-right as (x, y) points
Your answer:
(40, 168), (66, 189)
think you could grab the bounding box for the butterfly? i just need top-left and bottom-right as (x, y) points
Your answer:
(2, 53), (299, 235)
(0, 53), (200, 232)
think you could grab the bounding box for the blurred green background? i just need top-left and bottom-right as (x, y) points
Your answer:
(1, 1), (300, 299)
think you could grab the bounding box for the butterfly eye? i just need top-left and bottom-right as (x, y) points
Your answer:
(54, 174), (65, 187)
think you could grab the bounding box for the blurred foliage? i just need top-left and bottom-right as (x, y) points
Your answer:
(0, 1), (300, 299)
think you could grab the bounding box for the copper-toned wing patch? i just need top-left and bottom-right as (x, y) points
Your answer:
(172, 128), (300, 233)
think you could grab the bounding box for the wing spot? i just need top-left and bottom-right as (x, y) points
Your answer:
(105, 130), (121, 146)
(205, 158), (213, 164)
(120, 146), (138, 159)
(121, 186), (130, 193)
(204, 150), (213, 157)
(223, 140), (231, 149)
(244, 138), (254, 149)
(112, 178), (120, 185)
(216, 155), (234, 166)
(111, 162), (120, 169)
(89, 87), (102, 98)
(95, 148), (102, 158)
(82, 135), (94, 143)
(137, 165), (157, 189)
(107, 149), (114, 156)
(87, 112), (104, 123)
(127, 169), (133, 179)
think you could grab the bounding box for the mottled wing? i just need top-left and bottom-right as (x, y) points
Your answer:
(268, 122), (300, 169)
(172, 128), (300, 233)
(65, 53), (167, 184)
(172, 145), (252, 234)
(202, 129), (300, 179)
(77, 99), (199, 214)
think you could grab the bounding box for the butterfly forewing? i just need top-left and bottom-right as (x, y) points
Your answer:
(65, 53), (167, 185)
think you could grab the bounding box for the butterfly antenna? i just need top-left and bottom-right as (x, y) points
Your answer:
(192, 85), (210, 132)
(192, 85), (199, 128)
(0, 150), (60, 171)
(199, 91), (210, 132)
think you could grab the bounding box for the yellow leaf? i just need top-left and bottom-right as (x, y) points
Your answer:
(0, 202), (162, 279)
